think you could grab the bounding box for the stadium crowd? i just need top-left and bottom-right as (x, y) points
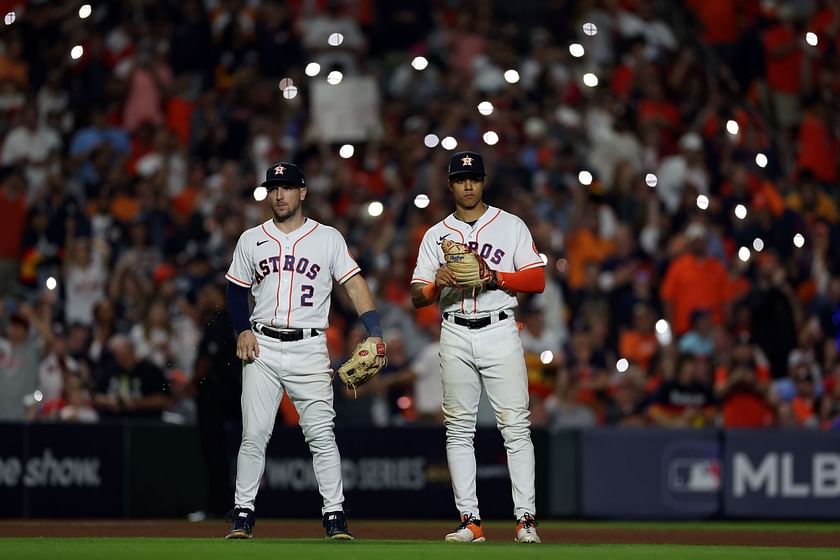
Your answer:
(1, 0), (839, 432)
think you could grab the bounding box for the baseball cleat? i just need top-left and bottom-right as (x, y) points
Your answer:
(514, 513), (541, 543)
(225, 507), (255, 539)
(445, 513), (485, 542)
(323, 511), (354, 540)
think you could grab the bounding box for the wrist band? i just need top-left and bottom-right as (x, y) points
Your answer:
(360, 310), (383, 338)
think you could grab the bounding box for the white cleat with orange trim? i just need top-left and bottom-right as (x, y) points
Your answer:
(515, 513), (541, 543)
(445, 513), (485, 542)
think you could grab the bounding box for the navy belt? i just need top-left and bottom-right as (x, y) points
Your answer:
(443, 311), (508, 329)
(253, 324), (320, 341)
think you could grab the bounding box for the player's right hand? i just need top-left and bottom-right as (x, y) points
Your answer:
(435, 265), (458, 287)
(237, 330), (260, 361)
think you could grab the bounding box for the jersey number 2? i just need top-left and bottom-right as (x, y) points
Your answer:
(300, 285), (314, 307)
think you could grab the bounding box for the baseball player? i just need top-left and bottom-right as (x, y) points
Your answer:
(411, 151), (545, 543)
(224, 161), (385, 540)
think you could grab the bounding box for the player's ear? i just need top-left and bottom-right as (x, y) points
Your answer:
(299, 186), (307, 200)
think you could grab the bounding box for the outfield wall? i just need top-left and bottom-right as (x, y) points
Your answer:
(0, 423), (838, 519)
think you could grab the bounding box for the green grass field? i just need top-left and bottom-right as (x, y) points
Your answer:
(2, 521), (837, 559)
(0, 539), (837, 560)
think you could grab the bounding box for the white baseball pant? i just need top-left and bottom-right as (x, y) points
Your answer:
(234, 331), (343, 515)
(440, 315), (536, 520)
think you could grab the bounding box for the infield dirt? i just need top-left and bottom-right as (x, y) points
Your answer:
(0, 520), (837, 548)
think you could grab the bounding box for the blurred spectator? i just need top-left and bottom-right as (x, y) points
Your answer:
(68, 108), (131, 194)
(619, 302), (659, 372)
(796, 97), (839, 184)
(598, 223), (650, 335)
(520, 305), (563, 358)
(88, 298), (118, 367)
(648, 353), (717, 428)
(1, 104), (62, 201)
(0, 34), (28, 91)
(715, 340), (775, 428)
(773, 349), (824, 404)
(617, 0), (677, 61)
(63, 235), (109, 327)
(129, 300), (176, 370)
(409, 321), (444, 425)
(746, 251), (798, 378)
(603, 369), (648, 427)
(660, 222), (729, 335)
(37, 323), (83, 403)
(0, 301), (52, 421)
(778, 366), (820, 428)
(565, 323), (610, 412)
(761, 5), (805, 132)
(122, 46), (173, 132)
(655, 132), (708, 214)
(38, 371), (99, 424)
(677, 309), (716, 358)
(92, 334), (174, 418)
(543, 366), (598, 430)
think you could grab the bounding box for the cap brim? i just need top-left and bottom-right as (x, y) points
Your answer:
(448, 171), (486, 178)
(261, 179), (303, 187)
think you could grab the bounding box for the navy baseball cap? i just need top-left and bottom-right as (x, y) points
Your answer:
(448, 151), (485, 178)
(261, 161), (306, 188)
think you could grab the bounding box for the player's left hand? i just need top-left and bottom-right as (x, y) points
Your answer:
(337, 337), (387, 394)
(366, 336), (386, 367)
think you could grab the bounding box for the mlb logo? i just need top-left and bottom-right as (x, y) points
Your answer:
(668, 458), (721, 493)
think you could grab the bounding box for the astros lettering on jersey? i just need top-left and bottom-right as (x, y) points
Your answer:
(226, 218), (360, 328)
(411, 205), (544, 314)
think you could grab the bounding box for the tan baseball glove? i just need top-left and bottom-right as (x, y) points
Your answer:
(337, 338), (387, 393)
(440, 238), (496, 290)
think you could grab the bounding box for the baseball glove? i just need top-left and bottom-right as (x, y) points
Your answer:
(337, 338), (387, 394)
(440, 238), (496, 290)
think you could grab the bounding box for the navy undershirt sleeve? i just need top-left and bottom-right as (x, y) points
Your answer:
(226, 282), (251, 335)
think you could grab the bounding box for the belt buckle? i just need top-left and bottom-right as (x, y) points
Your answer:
(278, 328), (303, 341)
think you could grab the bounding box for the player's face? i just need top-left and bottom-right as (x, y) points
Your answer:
(267, 185), (306, 222)
(448, 175), (485, 210)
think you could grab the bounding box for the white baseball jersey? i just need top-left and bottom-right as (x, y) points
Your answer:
(226, 218), (359, 329)
(411, 206), (544, 315)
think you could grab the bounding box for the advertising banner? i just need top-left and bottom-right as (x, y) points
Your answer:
(128, 424), (207, 517)
(546, 429), (578, 517)
(724, 430), (840, 518)
(581, 429), (721, 519)
(25, 423), (124, 517)
(256, 427), (516, 518)
(0, 423), (25, 517)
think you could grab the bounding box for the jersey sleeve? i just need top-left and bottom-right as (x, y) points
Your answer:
(331, 230), (361, 284)
(225, 232), (254, 288)
(512, 219), (545, 271)
(411, 230), (440, 284)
